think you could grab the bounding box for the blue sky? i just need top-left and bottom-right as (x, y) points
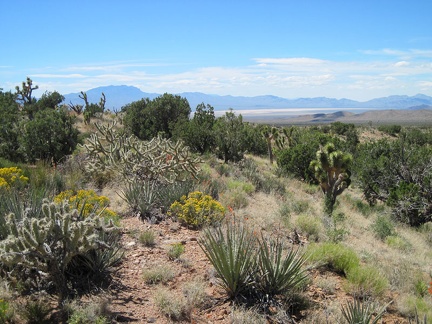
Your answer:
(1, 0), (431, 101)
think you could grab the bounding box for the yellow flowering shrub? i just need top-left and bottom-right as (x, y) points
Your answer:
(0, 167), (29, 189)
(168, 191), (225, 228)
(54, 189), (118, 221)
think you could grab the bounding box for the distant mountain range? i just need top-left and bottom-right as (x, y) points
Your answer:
(63, 85), (432, 112)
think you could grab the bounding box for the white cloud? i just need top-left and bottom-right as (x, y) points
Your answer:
(395, 61), (410, 67)
(4, 49), (432, 101)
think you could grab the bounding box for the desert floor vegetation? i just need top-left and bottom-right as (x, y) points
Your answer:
(0, 83), (431, 323)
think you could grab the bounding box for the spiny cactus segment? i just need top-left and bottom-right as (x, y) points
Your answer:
(82, 121), (201, 183)
(0, 199), (117, 303)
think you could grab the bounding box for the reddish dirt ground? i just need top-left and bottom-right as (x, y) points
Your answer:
(100, 216), (409, 323)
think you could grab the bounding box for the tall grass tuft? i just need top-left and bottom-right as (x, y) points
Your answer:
(306, 242), (360, 276)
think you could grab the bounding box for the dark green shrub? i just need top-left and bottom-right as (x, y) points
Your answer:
(378, 124), (402, 136)
(19, 108), (79, 164)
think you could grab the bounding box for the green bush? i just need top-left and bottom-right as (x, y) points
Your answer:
(20, 299), (52, 324)
(167, 243), (185, 260)
(142, 265), (176, 284)
(0, 299), (14, 323)
(385, 235), (412, 251)
(19, 108), (79, 164)
(378, 124), (402, 136)
(371, 215), (396, 240)
(139, 230), (156, 247)
(306, 242), (360, 275)
(227, 179), (255, 195)
(345, 265), (389, 298)
(295, 214), (321, 241)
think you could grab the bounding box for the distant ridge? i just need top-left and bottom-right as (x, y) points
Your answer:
(62, 85), (432, 111)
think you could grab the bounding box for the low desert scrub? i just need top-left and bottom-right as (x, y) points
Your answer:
(226, 178), (256, 195)
(65, 297), (111, 324)
(290, 199), (311, 214)
(154, 279), (208, 322)
(166, 243), (185, 260)
(54, 189), (118, 222)
(219, 188), (249, 209)
(315, 276), (339, 294)
(385, 235), (412, 251)
(0, 298), (14, 323)
(306, 242), (360, 275)
(396, 294), (432, 321)
(182, 279), (209, 316)
(344, 265), (389, 299)
(138, 230), (156, 247)
(142, 265), (176, 284)
(230, 306), (267, 324)
(19, 298), (53, 324)
(295, 214), (322, 241)
(371, 214), (396, 240)
(153, 287), (185, 321)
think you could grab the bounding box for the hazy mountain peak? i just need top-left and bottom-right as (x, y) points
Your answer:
(63, 85), (432, 111)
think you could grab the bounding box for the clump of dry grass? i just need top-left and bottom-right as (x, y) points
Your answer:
(142, 265), (176, 284)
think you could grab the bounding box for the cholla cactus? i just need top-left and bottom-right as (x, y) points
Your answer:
(82, 121), (201, 183)
(0, 200), (117, 303)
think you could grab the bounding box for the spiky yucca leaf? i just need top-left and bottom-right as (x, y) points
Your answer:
(341, 299), (388, 324)
(257, 235), (308, 296)
(199, 220), (257, 299)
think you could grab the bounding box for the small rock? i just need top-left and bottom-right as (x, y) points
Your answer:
(126, 241), (136, 247)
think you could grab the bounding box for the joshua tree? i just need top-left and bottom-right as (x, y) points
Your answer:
(310, 143), (352, 215)
(261, 126), (279, 164)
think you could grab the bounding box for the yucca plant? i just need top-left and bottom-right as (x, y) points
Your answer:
(118, 179), (158, 220)
(256, 235), (308, 297)
(199, 220), (257, 299)
(341, 299), (388, 324)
